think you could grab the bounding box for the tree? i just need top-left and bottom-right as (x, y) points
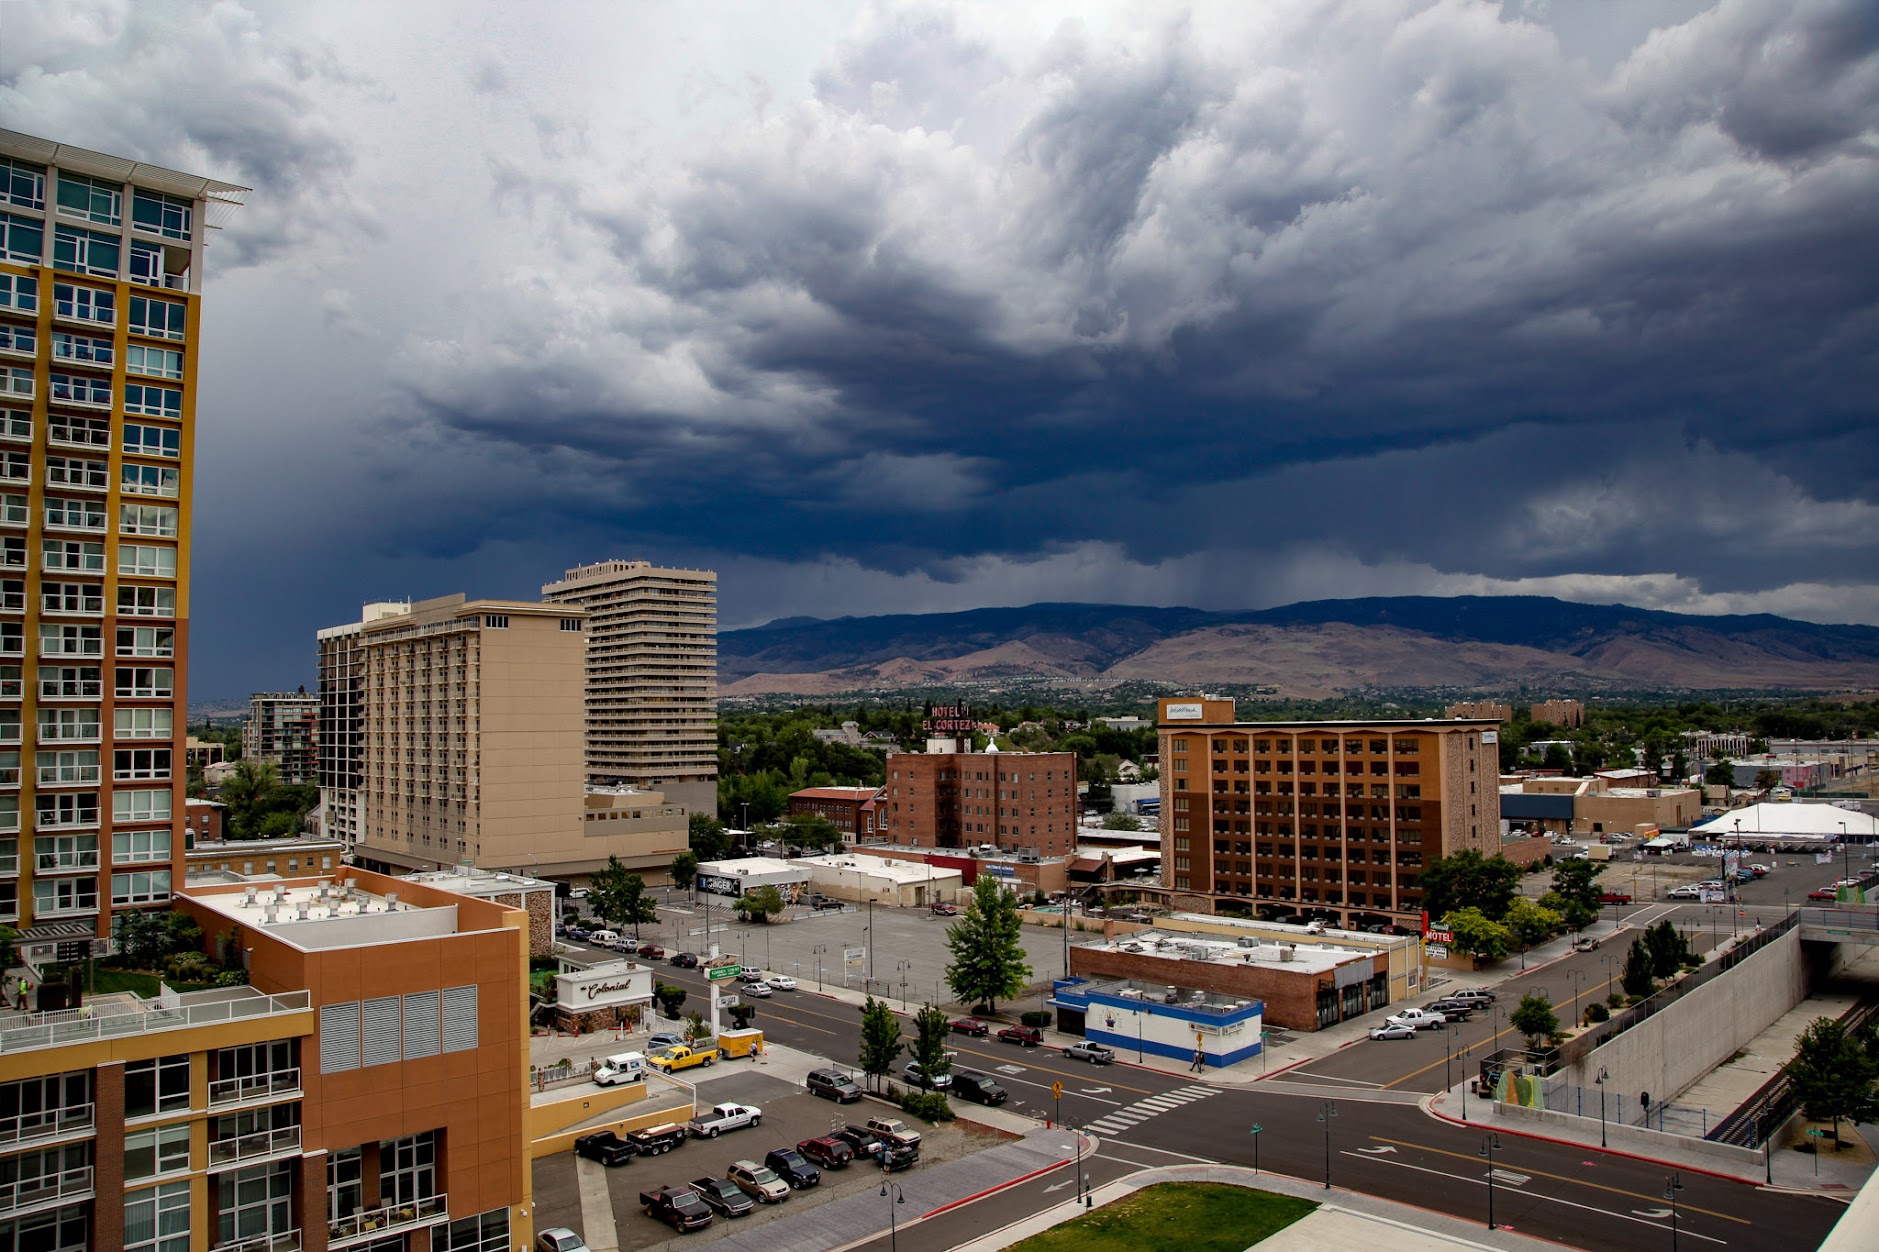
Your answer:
(683, 1010), (709, 1043)
(1644, 919), (1693, 978)
(1100, 812), (1144, 831)
(1415, 851), (1522, 921)
(782, 813), (843, 854)
(1511, 993), (1561, 1050)
(1539, 890), (1598, 935)
(1621, 936), (1656, 997)
(1441, 907), (1511, 963)
(728, 1002), (758, 1030)
(588, 859), (659, 938)
(654, 983), (688, 1019)
(1504, 898), (1563, 959)
(945, 876), (1032, 1013)
(1549, 860), (1605, 918)
(908, 1003), (953, 1091)
(1541, 743), (1573, 772)
(1705, 756), (1737, 787)
(670, 851), (699, 893)
(735, 885), (785, 924)
(857, 996), (903, 1092)
(689, 812), (733, 862)
(1787, 1016), (1879, 1147)
(1753, 769), (1783, 792)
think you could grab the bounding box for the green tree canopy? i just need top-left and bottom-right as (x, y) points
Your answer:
(1417, 851), (1523, 920)
(945, 875), (1033, 1013)
(857, 996), (903, 1091)
(215, 759), (318, 841)
(1440, 907), (1511, 963)
(1549, 860), (1606, 914)
(1705, 757), (1738, 787)
(1100, 813), (1144, 831)
(908, 1003), (954, 1091)
(1621, 936), (1657, 997)
(689, 813), (733, 862)
(670, 850), (699, 892)
(1786, 1017), (1879, 1145)
(589, 859), (659, 938)
(1511, 993), (1561, 1050)
(782, 813), (844, 853)
(1504, 897), (1564, 956)
(735, 884), (786, 924)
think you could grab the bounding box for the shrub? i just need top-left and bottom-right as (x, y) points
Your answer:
(161, 952), (218, 984)
(1584, 1002), (1610, 1024)
(1020, 1010), (1052, 1029)
(898, 1091), (955, 1123)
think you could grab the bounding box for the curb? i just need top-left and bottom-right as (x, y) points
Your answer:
(921, 1136), (1085, 1220)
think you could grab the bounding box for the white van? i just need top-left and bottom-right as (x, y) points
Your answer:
(588, 929), (621, 949)
(593, 1051), (647, 1086)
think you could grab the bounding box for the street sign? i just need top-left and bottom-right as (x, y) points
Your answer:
(1051, 1081), (1064, 1098)
(1250, 1123), (1263, 1134)
(706, 964), (742, 981)
(1427, 945), (1449, 960)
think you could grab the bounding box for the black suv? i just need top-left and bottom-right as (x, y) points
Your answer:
(670, 951), (700, 968)
(950, 1069), (1008, 1106)
(806, 1068), (863, 1103)
(763, 1147), (821, 1190)
(832, 1125), (884, 1157)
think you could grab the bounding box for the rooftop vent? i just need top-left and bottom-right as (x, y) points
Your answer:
(243, 887), (257, 906)
(295, 901), (310, 920)
(385, 893), (398, 908)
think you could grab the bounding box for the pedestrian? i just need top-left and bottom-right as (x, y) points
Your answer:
(1191, 1048), (1205, 1073)
(16, 979), (29, 1011)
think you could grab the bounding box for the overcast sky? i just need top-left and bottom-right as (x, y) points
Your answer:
(3, 0), (1876, 698)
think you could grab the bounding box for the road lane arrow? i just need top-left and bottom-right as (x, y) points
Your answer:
(1082, 1087), (1113, 1094)
(1043, 1180), (1073, 1194)
(1355, 1146), (1398, 1155)
(1632, 1208), (1673, 1219)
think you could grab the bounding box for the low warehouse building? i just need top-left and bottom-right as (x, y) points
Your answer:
(792, 853), (964, 907)
(695, 856), (813, 901)
(1051, 976), (1264, 1067)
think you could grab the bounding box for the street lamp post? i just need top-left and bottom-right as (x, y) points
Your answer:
(1664, 1172), (1684, 1251)
(1568, 969), (1587, 1029)
(1595, 1067), (1610, 1148)
(1317, 1101), (1338, 1190)
(1444, 1023), (1459, 1097)
(867, 898), (877, 993)
(813, 943), (827, 990)
(880, 1182), (905, 1252)
(896, 959), (912, 1010)
(1479, 1133), (1503, 1229)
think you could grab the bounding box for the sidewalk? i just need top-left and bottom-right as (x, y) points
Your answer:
(948, 1161), (1565, 1252)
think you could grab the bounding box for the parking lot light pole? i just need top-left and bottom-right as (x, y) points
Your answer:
(880, 1181), (905, 1252)
(813, 944), (827, 990)
(1317, 1101), (1338, 1190)
(1479, 1133), (1503, 1229)
(1595, 1067), (1610, 1148)
(1665, 1172), (1684, 1251)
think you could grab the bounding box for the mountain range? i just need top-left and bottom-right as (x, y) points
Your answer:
(719, 596), (1879, 698)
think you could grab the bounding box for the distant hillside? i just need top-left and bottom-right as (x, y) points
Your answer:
(720, 596), (1879, 697)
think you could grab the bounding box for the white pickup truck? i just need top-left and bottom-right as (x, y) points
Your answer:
(688, 1102), (763, 1138)
(1384, 1007), (1448, 1031)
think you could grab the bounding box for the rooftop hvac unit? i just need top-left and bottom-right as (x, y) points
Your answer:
(243, 887), (258, 906)
(1280, 946), (1296, 962)
(295, 902), (310, 920)
(1118, 988), (1145, 999)
(1163, 988), (1180, 1003)
(262, 907), (277, 924)
(385, 893), (398, 908)
(1237, 937), (1259, 949)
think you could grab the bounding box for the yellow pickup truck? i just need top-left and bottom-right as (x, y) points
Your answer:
(649, 1044), (718, 1072)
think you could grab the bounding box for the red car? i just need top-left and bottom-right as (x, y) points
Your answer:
(796, 1136), (854, 1169)
(637, 942), (666, 959)
(948, 1018), (989, 1037)
(1808, 887), (1839, 901)
(997, 1025), (1043, 1047)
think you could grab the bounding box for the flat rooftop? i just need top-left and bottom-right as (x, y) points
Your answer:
(1087, 926), (1377, 976)
(183, 877), (460, 951)
(1056, 976), (1260, 1018)
(401, 867), (555, 897)
(793, 854), (964, 885)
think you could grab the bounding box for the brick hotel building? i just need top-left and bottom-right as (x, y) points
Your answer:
(1158, 697), (1502, 929)
(0, 130), (245, 963)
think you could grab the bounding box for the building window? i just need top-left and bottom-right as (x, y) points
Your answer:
(55, 174), (121, 225)
(125, 1124), (191, 1180)
(31, 876), (97, 917)
(0, 159), (44, 211)
(380, 1130), (438, 1206)
(0, 213), (42, 264)
(121, 463), (181, 498)
(125, 1054), (190, 1118)
(52, 282), (114, 325)
(559, 618), (582, 631)
(47, 414), (111, 449)
(115, 666), (174, 699)
(123, 424), (181, 459)
(116, 626), (176, 659)
(119, 585), (177, 618)
(125, 1179), (191, 1252)
(483, 615), (509, 629)
(327, 1148), (362, 1221)
(128, 294), (186, 340)
(53, 225), (120, 277)
(217, 1161), (292, 1247)
(439, 1209), (511, 1252)
(118, 545), (177, 578)
(0, 273), (35, 314)
(114, 829), (172, 864)
(131, 190), (192, 241)
(3, 1207), (90, 1251)
(113, 789), (172, 823)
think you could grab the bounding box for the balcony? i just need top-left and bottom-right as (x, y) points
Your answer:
(216, 1232), (301, 1252)
(0, 1102), (94, 1148)
(0, 1165), (93, 1216)
(328, 1194), (447, 1248)
(208, 1123), (301, 1168)
(34, 850), (99, 874)
(209, 1067), (302, 1110)
(0, 987), (311, 1056)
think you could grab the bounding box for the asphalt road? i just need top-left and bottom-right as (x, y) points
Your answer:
(641, 953), (1848, 1251)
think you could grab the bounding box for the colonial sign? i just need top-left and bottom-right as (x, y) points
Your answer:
(555, 962), (651, 1011)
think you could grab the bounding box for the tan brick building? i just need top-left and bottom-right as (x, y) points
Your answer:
(881, 748), (1078, 856)
(1158, 698), (1502, 930)
(1531, 699), (1586, 728)
(1444, 700), (1511, 722)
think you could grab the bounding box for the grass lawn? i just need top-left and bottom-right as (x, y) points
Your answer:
(91, 968), (220, 997)
(1009, 1182), (1316, 1252)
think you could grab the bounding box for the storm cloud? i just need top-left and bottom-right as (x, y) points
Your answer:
(2, 0), (1874, 696)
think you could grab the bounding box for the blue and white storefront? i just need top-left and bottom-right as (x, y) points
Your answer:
(1050, 977), (1264, 1068)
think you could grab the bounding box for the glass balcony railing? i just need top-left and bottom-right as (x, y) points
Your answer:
(208, 1067), (302, 1109)
(0, 1165), (93, 1211)
(327, 1194), (447, 1248)
(0, 988), (311, 1056)
(0, 1102), (94, 1147)
(207, 1124), (301, 1167)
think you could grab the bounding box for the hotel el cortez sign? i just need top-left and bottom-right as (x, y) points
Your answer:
(923, 702), (975, 735)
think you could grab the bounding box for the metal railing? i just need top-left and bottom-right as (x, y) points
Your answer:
(208, 1124), (301, 1167)
(214, 1231), (300, 1252)
(0, 1165), (92, 1210)
(0, 1103), (94, 1147)
(0, 989), (311, 1055)
(327, 1193), (447, 1247)
(209, 1068), (302, 1109)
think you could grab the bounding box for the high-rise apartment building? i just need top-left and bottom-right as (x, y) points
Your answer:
(315, 601), (409, 852)
(317, 595), (590, 876)
(540, 560), (717, 813)
(243, 690), (319, 784)
(1158, 697), (1502, 930)
(0, 130), (245, 962)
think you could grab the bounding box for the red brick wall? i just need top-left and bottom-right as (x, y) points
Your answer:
(883, 751), (1077, 855)
(1069, 945), (1386, 1032)
(93, 1062), (125, 1252)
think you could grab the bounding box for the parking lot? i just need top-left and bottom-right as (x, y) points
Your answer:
(532, 1066), (1008, 1250)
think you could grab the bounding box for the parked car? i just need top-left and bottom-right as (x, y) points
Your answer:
(1571, 935), (1600, 952)
(833, 1125), (885, 1157)
(1369, 1022), (1416, 1041)
(1424, 999), (1475, 1019)
(588, 929), (622, 949)
(1062, 1041), (1115, 1065)
(1809, 887), (1839, 901)
(737, 969), (766, 983)
(768, 975), (797, 991)
(1597, 892), (1632, 905)
(688, 1176), (754, 1218)
(688, 1103), (762, 1138)
(670, 952), (700, 968)
(807, 1068), (864, 1103)
(797, 1136), (854, 1169)
(593, 1052), (647, 1086)
(1448, 989), (1496, 1004)
(902, 1061), (953, 1090)
(949, 1017), (990, 1037)
(537, 1229), (590, 1252)
(638, 1185), (712, 1233)
(865, 1116), (921, 1151)
(575, 1132), (635, 1166)
(950, 1069), (1008, 1105)
(814, 897), (846, 910)
(1385, 1009), (1446, 1031)
(648, 1032), (684, 1051)
(931, 902), (959, 916)
(744, 982), (773, 998)
(997, 1025), (1043, 1047)
(727, 1159), (791, 1204)
(763, 1147), (821, 1190)
(637, 942), (666, 959)
(875, 1139), (919, 1171)
(1667, 884), (1702, 900)
(562, 924), (591, 941)
(1748, 864), (1773, 877)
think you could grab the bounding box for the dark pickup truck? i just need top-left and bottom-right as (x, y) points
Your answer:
(688, 1176), (755, 1218)
(639, 1185), (713, 1233)
(626, 1124), (690, 1156)
(574, 1131), (635, 1166)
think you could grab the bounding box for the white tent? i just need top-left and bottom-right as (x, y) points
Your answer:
(1693, 802), (1876, 842)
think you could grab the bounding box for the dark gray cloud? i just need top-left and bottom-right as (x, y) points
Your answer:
(9, 1), (1878, 696)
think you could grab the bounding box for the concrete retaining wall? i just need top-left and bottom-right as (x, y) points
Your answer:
(1489, 1099), (1764, 1170)
(1562, 926), (1806, 1107)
